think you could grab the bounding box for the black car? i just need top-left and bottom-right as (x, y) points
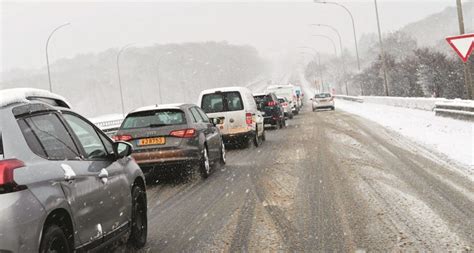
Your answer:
(114, 104), (226, 178)
(253, 92), (285, 129)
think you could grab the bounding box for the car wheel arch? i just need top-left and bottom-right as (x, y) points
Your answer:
(40, 208), (74, 251)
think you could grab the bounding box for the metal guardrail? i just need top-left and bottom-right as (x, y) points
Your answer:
(334, 95), (364, 103)
(434, 102), (474, 121)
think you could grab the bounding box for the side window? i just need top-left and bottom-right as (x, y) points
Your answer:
(98, 133), (114, 155)
(196, 108), (210, 123)
(190, 107), (205, 123)
(188, 108), (198, 123)
(18, 113), (81, 160)
(63, 114), (109, 160)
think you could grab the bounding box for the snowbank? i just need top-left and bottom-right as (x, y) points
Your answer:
(336, 99), (474, 172)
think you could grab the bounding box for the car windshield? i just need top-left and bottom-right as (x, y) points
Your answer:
(315, 93), (331, 98)
(121, 109), (186, 129)
(201, 92), (243, 113)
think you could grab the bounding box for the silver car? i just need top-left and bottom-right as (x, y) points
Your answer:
(0, 88), (147, 252)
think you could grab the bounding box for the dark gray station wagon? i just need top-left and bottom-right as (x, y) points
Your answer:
(0, 88), (147, 253)
(114, 103), (226, 178)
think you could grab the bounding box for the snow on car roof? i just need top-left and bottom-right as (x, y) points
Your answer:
(0, 88), (71, 108)
(253, 92), (267, 97)
(129, 103), (185, 114)
(200, 86), (251, 94)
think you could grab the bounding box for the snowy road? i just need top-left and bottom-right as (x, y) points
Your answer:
(115, 103), (473, 252)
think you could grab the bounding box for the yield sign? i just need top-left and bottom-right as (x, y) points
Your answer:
(446, 33), (474, 63)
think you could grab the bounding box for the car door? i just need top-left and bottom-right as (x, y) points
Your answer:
(15, 111), (106, 246)
(196, 107), (221, 159)
(61, 113), (131, 241)
(190, 107), (218, 160)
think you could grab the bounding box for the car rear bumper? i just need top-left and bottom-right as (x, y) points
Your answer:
(0, 190), (45, 253)
(132, 147), (201, 170)
(313, 101), (335, 108)
(222, 131), (253, 143)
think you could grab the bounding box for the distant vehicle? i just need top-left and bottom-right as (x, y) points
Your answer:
(277, 97), (293, 119)
(114, 104), (225, 178)
(253, 92), (285, 129)
(293, 85), (304, 107)
(266, 85), (300, 115)
(198, 86), (265, 147)
(0, 88), (147, 253)
(311, 93), (335, 111)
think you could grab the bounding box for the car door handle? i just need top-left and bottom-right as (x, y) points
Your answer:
(61, 164), (76, 181)
(98, 168), (109, 184)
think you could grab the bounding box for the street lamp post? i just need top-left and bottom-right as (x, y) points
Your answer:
(310, 34), (338, 56)
(374, 0), (389, 96)
(116, 43), (135, 116)
(456, 0), (473, 99)
(310, 24), (349, 95)
(45, 22), (70, 92)
(313, 1), (361, 72)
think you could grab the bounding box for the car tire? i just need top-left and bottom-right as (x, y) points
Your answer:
(200, 146), (211, 178)
(332, 106), (335, 110)
(220, 141), (226, 165)
(289, 113), (294, 119)
(40, 225), (71, 253)
(128, 185), (147, 249)
(262, 128), (266, 141)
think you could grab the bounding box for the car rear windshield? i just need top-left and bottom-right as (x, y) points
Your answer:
(315, 93), (331, 98)
(278, 98), (286, 103)
(201, 92), (243, 113)
(121, 109), (186, 129)
(268, 88), (292, 98)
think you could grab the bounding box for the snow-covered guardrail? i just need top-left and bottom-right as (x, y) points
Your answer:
(334, 95), (364, 103)
(89, 114), (124, 136)
(434, 101), (474, 121)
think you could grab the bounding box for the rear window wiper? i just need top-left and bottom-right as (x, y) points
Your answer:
(147, 124), (169, 128)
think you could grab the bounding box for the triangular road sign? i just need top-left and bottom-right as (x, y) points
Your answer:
(446, 33), (474, 63)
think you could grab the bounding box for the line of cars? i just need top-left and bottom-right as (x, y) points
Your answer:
(0, 83), (305, 252)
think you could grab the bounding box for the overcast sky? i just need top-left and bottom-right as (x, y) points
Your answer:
(1, 0), (457, 75)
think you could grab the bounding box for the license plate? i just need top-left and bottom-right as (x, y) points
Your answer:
(138, 137), (165, 146)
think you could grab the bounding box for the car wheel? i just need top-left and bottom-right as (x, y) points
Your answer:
(128, 185), (147, 249)
(289, 113), (294, 119)
(262, 128), (266, 141)
(200, 146), (211, 178)
(332, 106), (335, 110)
(40, 225), (71, 253)
(220, 141), (226, 165)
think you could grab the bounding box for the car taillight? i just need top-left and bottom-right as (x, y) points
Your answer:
(112, 135), (132, 141)
(246, 113), (252, 125)
(0, 159), (26, 194)
(170, 128), (196, 138)
(267, 101), (277, 106)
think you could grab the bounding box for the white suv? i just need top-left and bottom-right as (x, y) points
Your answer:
(198, 87), (265, 147)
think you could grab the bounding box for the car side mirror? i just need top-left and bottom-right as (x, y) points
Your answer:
(113, 141), (133, 159)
